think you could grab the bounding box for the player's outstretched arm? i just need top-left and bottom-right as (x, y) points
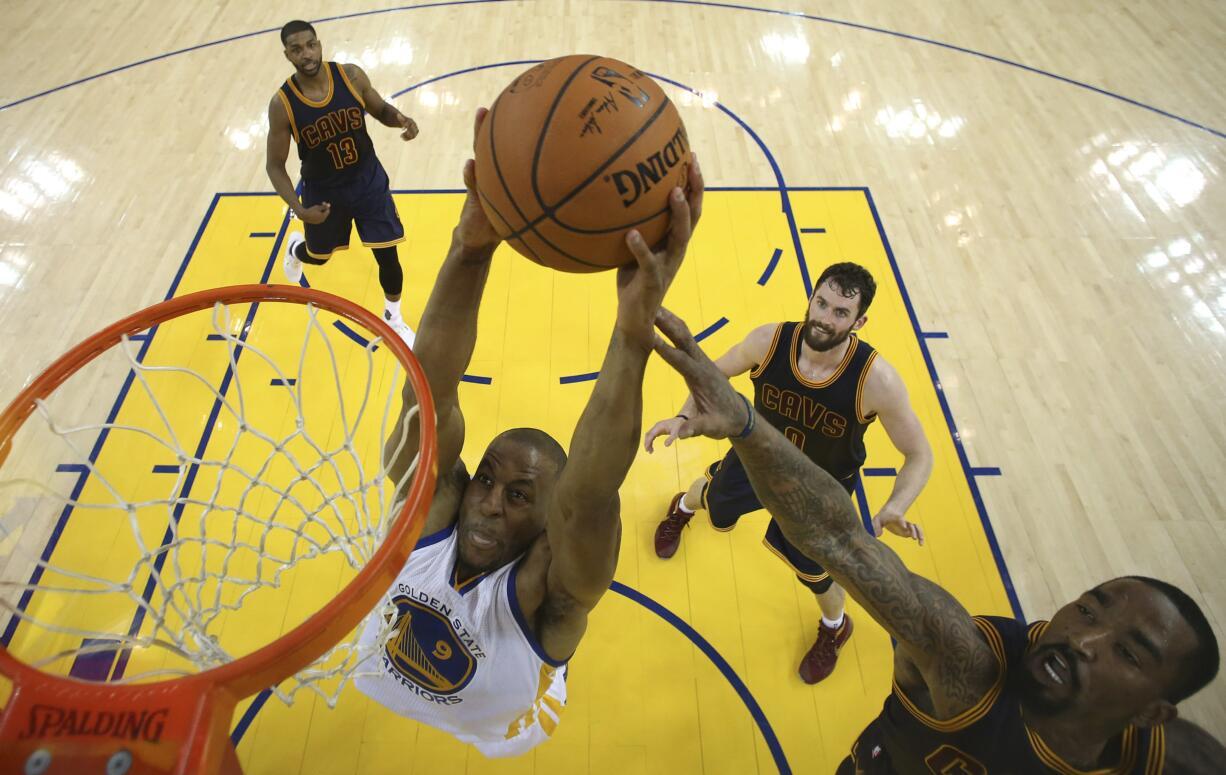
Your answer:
(384, 109), (498, 485)
(864, 359), (933, 544)
(652, 308), (999, 718)
(538, 161), (703, 660)
(643, 323), (775, 453)
(343, 63), (418, 140)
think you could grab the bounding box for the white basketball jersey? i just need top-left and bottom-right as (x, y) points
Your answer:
(354, 524), (567, 758)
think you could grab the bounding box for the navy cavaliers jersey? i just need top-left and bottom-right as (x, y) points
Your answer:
(847, 616), (1166, 774)
(749, 322), (878, 482)
(277, 62), (378, 185)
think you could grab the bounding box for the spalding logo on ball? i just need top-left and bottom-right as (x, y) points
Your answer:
(474, 55), (692, 272)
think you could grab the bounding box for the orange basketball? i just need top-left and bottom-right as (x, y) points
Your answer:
(474, 55), (691, 273)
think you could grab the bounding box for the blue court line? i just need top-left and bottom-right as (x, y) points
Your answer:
(863, 467), (897, 477)
(230, 689), (274, 746)
(127, 333), (151, 342)
(609, 582), (789, 774)
(920, 331), (950, 339)
(333, 320), (378, 350)
(799, 228), (826, 234)
(249, 232), (277, 238)
(864, 188), (1022, 621)
(54, 464), (88, 474)
(151, 465), (181, 474)
(757, 248), (783, 286)
(972, 467), (1003, 477)
(642, 0), (1224, 139)
(558, 316), (729, 383)
(69, 638), (121, 681)
(852, 479), (876, 535)
(206, 334), (226, 341)
(694, 316), (730, 343)
(2, 0), (1214, 142)
(271, 378), (297, 386)
(0, 192), (224, 648)
(460, 374), (493, 385)
(0, 1), (511, 113)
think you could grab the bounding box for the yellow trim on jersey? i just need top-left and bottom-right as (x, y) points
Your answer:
(790, 327), (858, 388)
(361, 236), (406, 249)
(761, 538), (829, 583)
(504, 664), (563, 740)
(1145, 725), (1165, 775)
(891, 617), (1007, 732)
(1026, 724), (1140, 775)
(1028, 620), (1050, 646)
(335, 62), (366, 109)
(306, 244), (349, 260)
(748, 322), (785, 379)
(855, 349), (879, 424)
(276, 90), (300, 144)
(286, 62), (335, 108)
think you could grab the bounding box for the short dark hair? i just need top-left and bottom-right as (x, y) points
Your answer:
(280, 20), (316, 46)
(1121, 576), (1220, 704)
(494, 428), (567, 475)
(814, 262), (876, 317)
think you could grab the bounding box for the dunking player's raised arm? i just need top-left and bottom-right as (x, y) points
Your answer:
(384, 108), (499, 486)
(532, 160), (704, 662)
(651, 309), (998, 717)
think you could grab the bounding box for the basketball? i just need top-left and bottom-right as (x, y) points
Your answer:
(474, 55), (691, 272)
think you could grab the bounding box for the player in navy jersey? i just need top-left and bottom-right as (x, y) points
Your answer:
(645, 263), (933, 684)
(266, 20), (419, 345)
(649, 309), (1224, 773)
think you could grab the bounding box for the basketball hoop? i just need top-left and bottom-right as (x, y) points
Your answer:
(0, 285), (437, 774)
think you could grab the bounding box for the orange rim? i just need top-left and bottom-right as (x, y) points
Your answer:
(0, 284), (437, 774)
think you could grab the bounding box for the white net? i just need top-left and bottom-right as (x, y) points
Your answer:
(0, 299), (427, 707)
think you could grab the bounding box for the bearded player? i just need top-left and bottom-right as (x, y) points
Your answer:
(646, 263), (933, 684)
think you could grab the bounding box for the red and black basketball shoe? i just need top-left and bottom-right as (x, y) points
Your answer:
(653, 492), (693, 559)
(799, 614), (854, 684)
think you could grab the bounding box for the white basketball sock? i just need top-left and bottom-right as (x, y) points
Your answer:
(384, 298), (402, 321)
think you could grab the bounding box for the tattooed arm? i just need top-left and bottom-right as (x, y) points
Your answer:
(652, 308), (998, 718)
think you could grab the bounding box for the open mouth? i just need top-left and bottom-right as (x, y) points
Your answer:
(1039, 649), (1072, 687)
(467, 530), (497, 551)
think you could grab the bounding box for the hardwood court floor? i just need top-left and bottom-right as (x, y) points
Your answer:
(1, 1), (1223, 772)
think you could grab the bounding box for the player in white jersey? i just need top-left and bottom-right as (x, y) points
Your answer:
(356, 108), (704, 757)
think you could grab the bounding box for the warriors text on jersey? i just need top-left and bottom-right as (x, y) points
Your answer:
(750, 322), (878, 482)
(276, 61), (378, 185)
(844, 617), (1166, 774)
(355, 525), (567, 758)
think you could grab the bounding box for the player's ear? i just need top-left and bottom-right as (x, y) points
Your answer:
(1130, 700), (1176, 728)
(852, 314), (867, 331)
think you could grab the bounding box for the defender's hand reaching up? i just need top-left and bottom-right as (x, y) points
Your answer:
(651, 307), (752, 441)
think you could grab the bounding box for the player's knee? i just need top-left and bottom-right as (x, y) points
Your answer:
(372, 246), (400, 266)
(801, 575), (835, 594)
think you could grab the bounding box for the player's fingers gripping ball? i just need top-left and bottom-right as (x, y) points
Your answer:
(474, 55), (692, 273)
